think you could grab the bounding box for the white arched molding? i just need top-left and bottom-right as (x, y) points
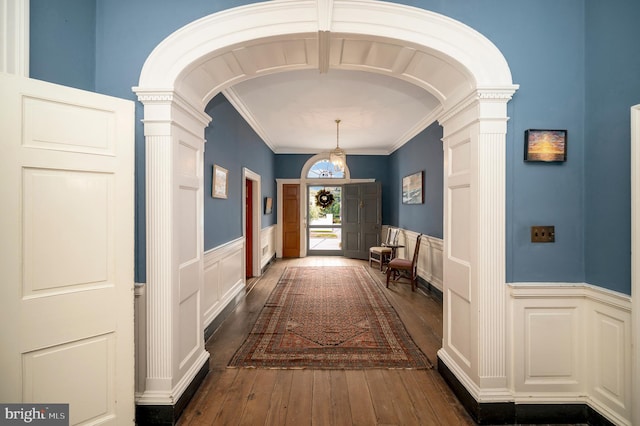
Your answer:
(137, 0), (515, 110)
(134, 88), (211, 405)
(134, 0), (518, 410)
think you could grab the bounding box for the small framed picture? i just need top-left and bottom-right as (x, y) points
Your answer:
(264, 197), (273, 214)
(402, 171), (423, 204)
(212, 164), (228, 198)
(524, 129), (567, 162)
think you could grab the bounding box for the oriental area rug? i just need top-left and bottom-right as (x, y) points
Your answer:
(228, 266), (432, 369)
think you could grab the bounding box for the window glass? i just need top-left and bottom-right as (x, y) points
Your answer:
(306, 159), (344, 179)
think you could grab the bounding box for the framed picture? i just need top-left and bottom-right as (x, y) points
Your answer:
(212, 164), (228, 198)
(264, 197), (273, 214)
(402, 171), (423, 204)
(524, 129), (567, 162)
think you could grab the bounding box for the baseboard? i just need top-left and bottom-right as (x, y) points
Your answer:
(261, 253), (276, 274)
(204, 289), (245, 342)
(135, 361), (209, 425)
(416, 276), (442, 301)
(437, 355), (615, 425)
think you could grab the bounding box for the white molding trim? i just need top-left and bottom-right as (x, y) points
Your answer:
(631, 104), (640, 426)
(0, 0), (29, 76)
(242, 167), (262, 278)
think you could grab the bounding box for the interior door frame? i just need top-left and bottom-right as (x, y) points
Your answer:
(631, 104), (639, 425)
(242, 167), (261, 277)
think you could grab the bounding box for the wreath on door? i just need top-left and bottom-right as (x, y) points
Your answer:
(315, 189), (334, 208)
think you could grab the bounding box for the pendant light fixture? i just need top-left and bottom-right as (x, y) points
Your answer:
(329, 118), (346, 172)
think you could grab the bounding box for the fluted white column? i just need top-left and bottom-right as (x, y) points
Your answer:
(475, 92), (513, 397)
(135, 92), (177, 404)
(476, 125), (508, 391)
(144, 133), (175, 397)
(0, 0), (29, 76)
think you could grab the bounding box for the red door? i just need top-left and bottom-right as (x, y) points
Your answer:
(245, 179), (253, 278)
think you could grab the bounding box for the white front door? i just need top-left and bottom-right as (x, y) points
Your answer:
(0, 73), (135, 425)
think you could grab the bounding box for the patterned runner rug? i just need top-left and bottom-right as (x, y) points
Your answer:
(228, 266), (433, 369)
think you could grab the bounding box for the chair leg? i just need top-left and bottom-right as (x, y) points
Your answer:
(386, 268), (392, 288)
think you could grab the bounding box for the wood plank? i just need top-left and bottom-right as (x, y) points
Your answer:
(412, 369), (475, 425)
(211, 368), (258, 425)
(396, 370), (440, 426)
(265, 369), (294, 426)
(284, 369), (313, 425)
(178, 368), (238, 426)
(312, 370), (332, 426)
(384, 370), (421, 426)
(240, 368), (278, 425)
(344, 370), (377, 426)
(329, 370), (352, 425)
(365, 369), (400, 425)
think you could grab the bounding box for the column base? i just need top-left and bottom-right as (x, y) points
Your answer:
(136, 360), (209, 425)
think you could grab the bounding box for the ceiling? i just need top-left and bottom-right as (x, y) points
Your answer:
(223, 69), (441, 156)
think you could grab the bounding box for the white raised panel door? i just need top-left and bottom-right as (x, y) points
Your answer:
(0, 73), (135, 425)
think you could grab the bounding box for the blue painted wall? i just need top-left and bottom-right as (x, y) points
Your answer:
(390, 123), (444, 238)
(584, 0), (640, 294)
(204, 94), (276, 250)
(28, 0), (638, 293)
(30, 0), (96, 91)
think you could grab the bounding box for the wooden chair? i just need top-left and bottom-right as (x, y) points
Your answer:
(369, 228), (399, 270)
(386, 234), (422, 291)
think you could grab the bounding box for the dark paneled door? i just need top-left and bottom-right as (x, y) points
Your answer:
(342, 182), (381, 259)
(282, 184), (300, 258)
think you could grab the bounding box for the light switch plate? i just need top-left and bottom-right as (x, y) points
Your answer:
(531, 226), (555, 243)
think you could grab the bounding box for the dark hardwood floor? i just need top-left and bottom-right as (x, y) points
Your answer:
(177, 257), (475, 425)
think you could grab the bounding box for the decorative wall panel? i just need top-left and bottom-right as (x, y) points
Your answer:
(509, 284), (632, 425)
(202, 238), (245, 329)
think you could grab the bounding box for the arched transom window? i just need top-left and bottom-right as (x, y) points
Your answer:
(307, 159), (344, 178)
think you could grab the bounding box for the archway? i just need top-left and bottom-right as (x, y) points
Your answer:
(134, 0), (517, 415)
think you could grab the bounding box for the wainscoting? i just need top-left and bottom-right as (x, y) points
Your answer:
(260, 224), (277, 271)
(509, 283), (632, 425)
(203, 238), (245, 330)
